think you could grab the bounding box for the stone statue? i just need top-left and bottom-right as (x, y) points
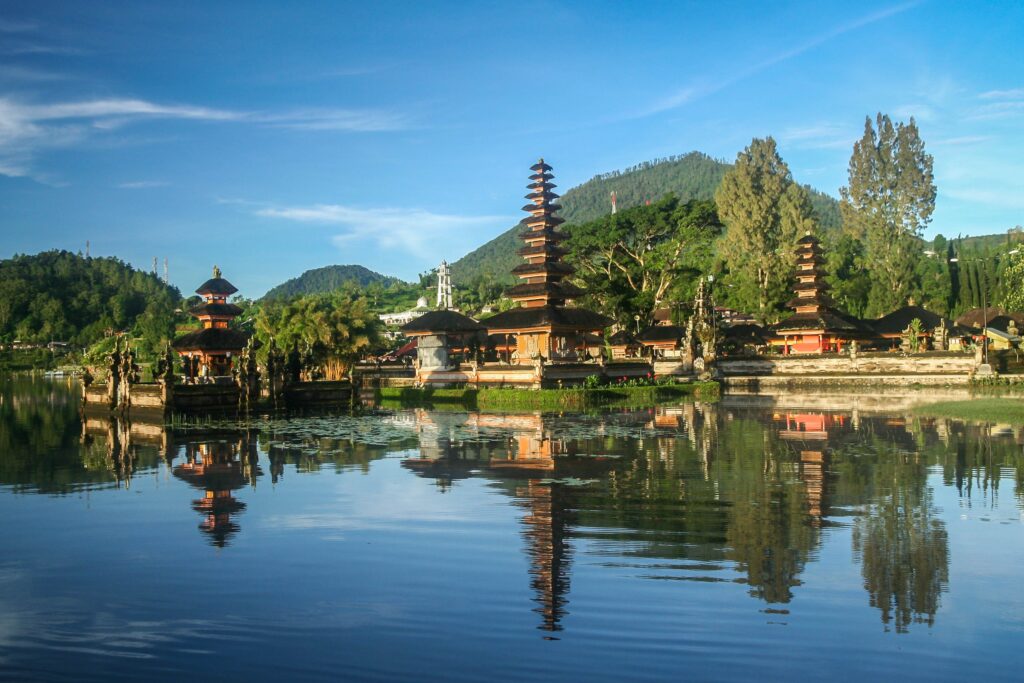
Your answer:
(934, 319), (949, 351)
(106, 338), (122, 407)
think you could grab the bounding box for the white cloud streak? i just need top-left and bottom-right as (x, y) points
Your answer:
(255, 203), (512, 258)
(117, 180), (169, 189)
(0, 96), (412, 180)
(629, 1), (921, 120)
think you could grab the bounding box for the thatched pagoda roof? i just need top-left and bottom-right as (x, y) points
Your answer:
(189, 302), (243, 318)
(483, 305), (612, 332)
(172, 327), (252, 352)
(637, 325), (686, 343)
(871, 305), (952, 336)
(505, 281), (584, 299)
(400, 310), (485, 335)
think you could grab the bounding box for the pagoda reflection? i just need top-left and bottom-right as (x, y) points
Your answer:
(173, 434), (260, 548)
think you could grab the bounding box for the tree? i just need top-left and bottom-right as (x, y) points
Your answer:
(566, 196), (721, 326)
(1003, 251), (1024, 311)
(715, 137), (815, 322)
(254, 291), (382, 379)
(840, 114), (936, 318)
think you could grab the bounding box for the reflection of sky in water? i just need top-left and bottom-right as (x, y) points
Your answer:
(1, 381), (1023, 680)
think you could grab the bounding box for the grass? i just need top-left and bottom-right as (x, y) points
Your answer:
(911, 397), (1024, 424)
(375, 381), (719, 411)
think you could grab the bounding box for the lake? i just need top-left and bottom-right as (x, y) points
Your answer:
(1, 376), (1022, 681)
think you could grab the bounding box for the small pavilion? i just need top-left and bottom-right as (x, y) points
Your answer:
(401, 309), (486, 373)
(173, 266), (252, 377)
(773, 234), (867, 354)
(484, 159), (612, 362)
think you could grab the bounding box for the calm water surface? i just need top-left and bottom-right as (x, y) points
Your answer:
(1, 376), (1023, 681)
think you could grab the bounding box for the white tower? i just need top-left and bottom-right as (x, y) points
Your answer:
(436, 260), (453, 310)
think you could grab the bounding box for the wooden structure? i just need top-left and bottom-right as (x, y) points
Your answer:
(172, 266), (251, 377)
(400, 309), (486, 377)
(484, 160), (612, 364)
(773, 234), (868, 354)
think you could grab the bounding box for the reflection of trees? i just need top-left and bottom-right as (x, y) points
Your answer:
(851, 454), (949, 633)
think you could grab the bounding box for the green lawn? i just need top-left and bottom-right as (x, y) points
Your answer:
(911, 397), (1024, 424)
(375, 382), (719, 411)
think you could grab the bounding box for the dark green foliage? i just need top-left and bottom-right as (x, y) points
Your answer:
(0, 250), (180, 347)
(454, 151), (843, 287)
(566, 196), (722, 326)
(263, 264), (401, 301)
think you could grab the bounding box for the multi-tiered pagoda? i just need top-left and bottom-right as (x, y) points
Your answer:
(774, 233), (866, 354)
(173, 266), (252, 377)
(484, 160), (611, 361)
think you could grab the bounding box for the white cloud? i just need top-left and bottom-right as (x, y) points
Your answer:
(779, 124), (856, 150)
(255, 203), (512, 258)
(629, 1), (921, 120)
(979, 88), (1024, 100)
(0, 95), (412, 181)
(117, 180), (169, 189)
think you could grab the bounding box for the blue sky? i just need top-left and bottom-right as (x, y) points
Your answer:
(0, 1), (1021, 296)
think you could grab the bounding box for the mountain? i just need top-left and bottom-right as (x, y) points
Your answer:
(452, 151), (842, 285)
(262, 264), (401, 300)
(0, 250), (180, 345)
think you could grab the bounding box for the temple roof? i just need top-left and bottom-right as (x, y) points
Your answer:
(530, 160), (553, 172)
(401, 310), (485, 334)
(521, 203), (562, 213)
(724, 323), (770, 345)
(189, 302), (243, 318)
(774, 311), (872, 335)
(637, 325), (685, 343)
(195, 266), (238, 296)
(518, 244), (569, 258)
(955, 307), (1024, 329)
(871, 305), (953, 336)
(607, 330), (639, 346)
(511, 261), (575, 277)
(172, 327), (252, 351)
(527, 180), (557, 191)
(525, 190), (561, 202)
(483, 305), (612, 332)
(797, 233), (821, 245)
(522, 214), (565, 227)
(505, 281), (584, 299)
(518, 227), (568, 242)
(795, 254), (827, 266)
(785, 293), (835, 309)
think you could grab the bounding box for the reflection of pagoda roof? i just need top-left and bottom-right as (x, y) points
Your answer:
(511, 261), (576, 277)
(172, 327), (252, 352)
(195, 277), (238, 296)
(172, 463), (247, 491)
(192, 495), (246, 515)
(638, 325), (685, 343)
(505, 281), (584, 300)
(483, 305), (612, 332)
(189, 302), (244, 318)
(401, 310), (485, 334)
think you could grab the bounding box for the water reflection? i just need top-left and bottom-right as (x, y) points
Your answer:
(2, 375), (1024, 640)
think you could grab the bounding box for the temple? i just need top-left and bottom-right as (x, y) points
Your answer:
(484, 159), (612, 362)
(773, 233), (867, 354)
(172, 266), (252, 378)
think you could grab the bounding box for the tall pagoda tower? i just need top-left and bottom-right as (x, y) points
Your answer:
(484, 160), (611, 362)
(774, 233), (865, 353)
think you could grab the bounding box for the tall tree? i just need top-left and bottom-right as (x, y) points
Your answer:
(715, 137), (814, 322)
(840, 114), (936, 318)
(1002, 251), (1024, 312)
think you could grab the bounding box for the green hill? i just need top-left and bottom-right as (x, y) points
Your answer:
(263, 264), (401, 300)
(0, 250), (181, 345)
(452, 151), (841, 285)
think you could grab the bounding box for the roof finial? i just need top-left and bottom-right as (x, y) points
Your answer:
(213, 264), (222, 279)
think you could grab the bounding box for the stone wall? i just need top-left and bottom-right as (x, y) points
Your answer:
(719, 353), (976, 377)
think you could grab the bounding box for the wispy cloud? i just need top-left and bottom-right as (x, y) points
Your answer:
(979, 88), (1024, 100)
(0, 65), (68, 82)
(628, 1), (921, 120)
(0, 20), (38, 33)
(892, 103), (937, 122)
(117, 180), (169, 189)
(255, 203), (512, 257)
(0, 96), (412, 180)
(779, 123), (856, 150)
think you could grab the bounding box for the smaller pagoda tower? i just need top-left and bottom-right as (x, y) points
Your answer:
(774, 233), (867, 353)
(173, 266), (252, 377)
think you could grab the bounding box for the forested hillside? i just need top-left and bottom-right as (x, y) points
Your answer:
(453, 151), (840, 285)
(0, 251), (180, 345)
(263, 264), (401, 300)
